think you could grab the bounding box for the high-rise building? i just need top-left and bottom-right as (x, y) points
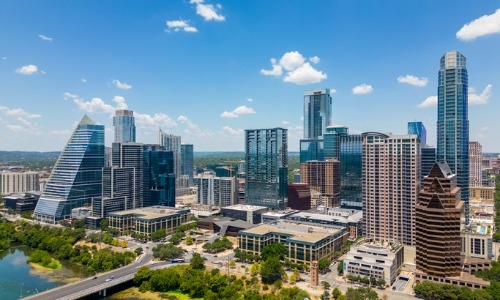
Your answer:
(436, 51), (469, 223)
(34, 115), (105, 223)
(416, 162), (463, 277)
(181, 144), (194, 179)
(245, 128), (288, 209)
(304, 89), (332, 140)
(469, 141), (482, 187)
(0, 171), (39, 194)
(324, 126), (363, 209)
(300, 159), (340, 207)
(194, 172), (237, 207)
(363, 133), (421, 246)
(113, 109), (136, 143)
(158, 130), (182, 194)
(408, 121), (427, 146)
(111, 142), (144, 209)
(143, 144), (175, 207)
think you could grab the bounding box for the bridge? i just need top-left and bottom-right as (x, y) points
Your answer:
(21, 252), (172, 300)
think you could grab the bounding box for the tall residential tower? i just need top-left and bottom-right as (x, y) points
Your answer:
(113, 109), (136, 143)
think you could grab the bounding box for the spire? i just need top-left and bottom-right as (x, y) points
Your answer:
(79, 114), (95, 126)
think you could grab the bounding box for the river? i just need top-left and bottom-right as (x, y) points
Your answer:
(0, 245), (88, 300)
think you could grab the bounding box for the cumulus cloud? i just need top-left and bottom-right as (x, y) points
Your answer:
(261, 51), (327, 85)
(330, 88), (337, 94)
(282, 120), (290, 125)
(456, 9), (500, 41)
(166, 19), (198, 33)
(135, 112), (177, 129)
(221, 105), (256, 118)
(0, 105), (41, 118)
(112, 96), (128, 109)
(112, 79), (132, 90)
(190, 0), (225, 21)
(397, 75), (428, 87)
(246, 98), (253, 102)
(73, 97), (116, 115)
(221, 126), (243, 136)
(15, 64), (38, 75)
(6, 124), (27, 133)
(352, 84), (373, 95)
(469, 84), (493, 105)
(418, 96), (438, 108)
(38, 34), (53, 42)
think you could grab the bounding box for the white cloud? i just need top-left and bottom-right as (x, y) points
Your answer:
(135, 112), (177, 129)
(283, 62), (327, 85)
(49, 129), (71, 136)
(81, 78), (87, 83)
(0, 105), (41, 118)
(397, 75), (428, 87)
(309, 56), (320, 64)
(456, 9), (500, 41)
(112, 96), (128, 109)
(166, 19), (198, 33)
(15, 64), (38, 75)
(418, 96), (437, 108)
(260, 58), (283, 77)
(190, 0), (225, 21)
(112, 79), (132, 90)
(330, 88), (337, 94)
(221, 126), (243, 136)
(246, 98), (253, 102)
(469, 84), (492, 105)
(6, 124), (27, 133)
(282, 120), (290, 125)
(481, 126), (489, 131)
(280, 51), (306, 71)
(63, 92), (78, 100)
(352, 84), (373, 95)
(38, 34), (53, 42)
(261, 51), (327, 85)
(221, 105), (256, 118)
(73, 97), (116, 115)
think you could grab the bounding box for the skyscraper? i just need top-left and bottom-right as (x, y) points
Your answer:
(436, 51), (469, 223)
(111, 142), (144, 209)
(300, 159), (340, 207)
(245, 128), (288, 209)
(416, 162), (463, 277)
(158, 130), (181, 188)
(113, 109), (136, 143)
(408, 121), (436, 182)
(34, 115), (105, 223)
(194, 172), (237, 207)
(181, 144), (194, 179)
(469, 141), (483, 187)
(363, 133), (421, 246)
(304, 88), (332, 139)
(408, 121), (427, 145)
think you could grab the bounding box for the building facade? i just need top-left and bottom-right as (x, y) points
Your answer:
(0, 171), (39, 195)
(245, 128), (288, 209)
(416, 162), (463, 277)
(469, 141), (483, 187)
(304, 88), (332, 140)
(287, 183), (311, 210)
(113, 109), (136, 143)
(436, 51), (469, 223)
(181, 144), (194, 180)
(408, 121), (427, 146)
(34, 115), (105, 223)
(194, 172), (237, 207)
(300, 159), (340, 208)
(363, 133), (421, 246)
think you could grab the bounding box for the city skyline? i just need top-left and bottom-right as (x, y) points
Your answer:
(0, 1), (499, 152)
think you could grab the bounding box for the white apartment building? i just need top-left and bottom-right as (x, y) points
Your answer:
(0, 171), (39, 195)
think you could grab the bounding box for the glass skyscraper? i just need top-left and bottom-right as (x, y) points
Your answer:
(436, 51), (469, 223)
(304, 88), (332, 139)
(113, 109), (136, 143)
(181, 144), (194, 179)
(408, 121), (427, 146)
(245, 128), (288, 209)
(34, 115), (105, 223)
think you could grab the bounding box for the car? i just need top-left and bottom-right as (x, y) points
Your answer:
(106, 278), (112, 282)
(110, 276), (114, 279)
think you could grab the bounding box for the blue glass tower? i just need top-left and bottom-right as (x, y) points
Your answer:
(113, 109), (136, 143)
(34, 115), (105, 223)
(304, 88), (332, 139)
(436, 51), (469, 223)
(408, 121), (427, 145)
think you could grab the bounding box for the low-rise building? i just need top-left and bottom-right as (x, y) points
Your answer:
(108, 206), (189, 240)
(238, 221), (348, 264)
(343, 239), (404, 286)
(221, 204), (268, 224)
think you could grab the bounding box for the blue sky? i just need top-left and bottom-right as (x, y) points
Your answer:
(1, 1), (499, 152)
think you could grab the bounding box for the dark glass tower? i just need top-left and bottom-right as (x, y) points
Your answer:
(436, 51), (469, 223)
(34, 115), (105, 223)
(245, 128), (288, 209)
(181, 144), (194, 179)
(304, 89), (332, 139)
(113, 109), (136, 143)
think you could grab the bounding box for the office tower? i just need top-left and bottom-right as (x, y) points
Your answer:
(245, 128), (288, 209)
(304, 88), (332, 139)
(158, 130), (182, 194)
(34, 115), (105, 223)
(300, 159), (340, 207)
(194, 173), (237, 206)
(416, 162), (463, 277)
(299, 139), (324, 163)
(469, 141), (482, 187)
(436, 51), (469, 223)
(143, 144), (175, 207)
(408, 121), (427, 146)
(181, 144), (194, 179)
(363, 133), (421, 246)
(111, 142), (144, 209)
(324, 126), (363, 209)
(287, 183), (311, 210)
(113, 109), (136, 143)
(0, 171), (39, 194)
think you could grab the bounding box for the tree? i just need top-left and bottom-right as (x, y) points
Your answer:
(321, 280), (331, 290)
(229, 260), (236, 268)
(190, 252), (205, 270)
(261, 243), (287, 261)
(260, 256), (285, 284)
(345, 287), (378, 300)
(134, 247), (143, 256)
(332, 287), (342, 299)
(250, 262), (260, 276)
(151, 229), (166, 241)
(319, 258), (331, 273)
(186, 236), (194, 245)
(337, 260), (344, 275)
(151, 243), (183, 261)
